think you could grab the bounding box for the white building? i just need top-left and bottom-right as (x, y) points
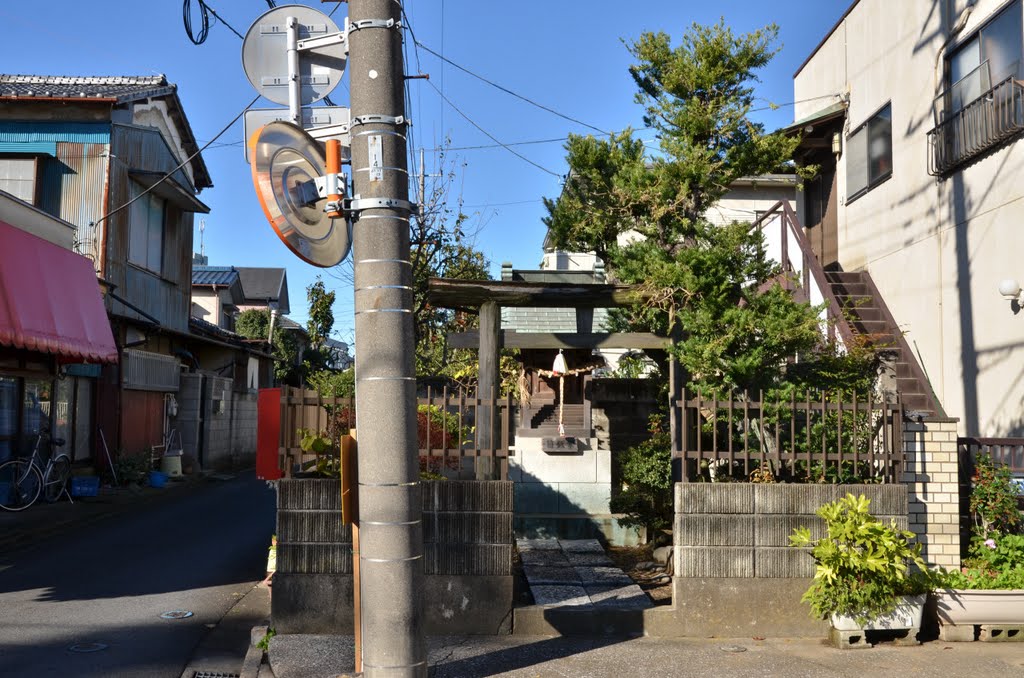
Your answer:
(792, 0), (1024, 436)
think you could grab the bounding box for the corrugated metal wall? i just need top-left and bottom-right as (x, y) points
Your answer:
(107, 124), (195, 332)
(0, 121), (111, 264)
(43, 142), (109, 263)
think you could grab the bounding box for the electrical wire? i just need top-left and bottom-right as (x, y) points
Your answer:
(415, 41), (611, 137)
(182, 0), (210, 44)
(426, 80), (562, 179)
(90, 94), (261, 228)
(181, 0), (245, 44)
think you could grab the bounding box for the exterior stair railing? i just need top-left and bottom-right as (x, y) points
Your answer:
(750, 200), (855, 349)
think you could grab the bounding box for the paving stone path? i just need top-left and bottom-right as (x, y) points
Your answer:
(517, 538), (653, 610)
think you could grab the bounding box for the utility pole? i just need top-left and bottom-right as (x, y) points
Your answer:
(348, 0), (426, 676)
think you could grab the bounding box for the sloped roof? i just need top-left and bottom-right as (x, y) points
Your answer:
(0, 74), (175, 102)
(237, 267), (290, 314)
(0, 74), (212, 190)
(192, 265), (240, 287)
(502, 307), (610, 333)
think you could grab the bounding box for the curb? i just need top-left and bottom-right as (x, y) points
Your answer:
(242, 625), (270, 678)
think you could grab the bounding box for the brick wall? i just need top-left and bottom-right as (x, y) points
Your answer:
(901, 417), (961, 569)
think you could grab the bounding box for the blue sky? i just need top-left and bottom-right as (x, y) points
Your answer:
(0, 1), (851, 348)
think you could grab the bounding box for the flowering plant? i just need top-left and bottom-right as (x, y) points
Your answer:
(940, 454), (1024, 590)
(941, 533), (1024, 590)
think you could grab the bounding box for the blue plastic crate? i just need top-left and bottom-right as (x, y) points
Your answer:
(70, 476), (100, 497)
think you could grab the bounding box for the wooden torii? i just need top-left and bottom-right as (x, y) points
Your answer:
(426, 277), (671, 455)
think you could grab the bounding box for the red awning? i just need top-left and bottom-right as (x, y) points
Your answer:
(0, 221), (118, 364)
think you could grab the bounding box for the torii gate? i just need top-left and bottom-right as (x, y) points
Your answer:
(426, 277), (676, 474)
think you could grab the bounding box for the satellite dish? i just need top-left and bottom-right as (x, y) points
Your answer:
(241, 4), (347, 106)
(251, 121), (351, 268)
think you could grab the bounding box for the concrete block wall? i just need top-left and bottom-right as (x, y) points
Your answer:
(200, 376), (233, 469)
(274, 479), (514, 635)
(231, 392), (257, 466)
(901, 417), (961, 569)
(510, 436), (640, 545)
(175, 373), (202, 459)
(672, 483), (908, 637)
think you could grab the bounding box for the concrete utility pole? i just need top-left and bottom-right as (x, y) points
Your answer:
(348, 0), (426, 676)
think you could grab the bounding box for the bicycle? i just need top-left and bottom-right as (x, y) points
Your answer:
(0, 426), (72, 511)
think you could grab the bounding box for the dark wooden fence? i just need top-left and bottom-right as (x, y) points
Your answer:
(673, 389), (905, 483)
(278, 386), (514, 479)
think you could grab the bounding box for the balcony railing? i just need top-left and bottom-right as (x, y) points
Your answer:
(928, 74), (1024, 176)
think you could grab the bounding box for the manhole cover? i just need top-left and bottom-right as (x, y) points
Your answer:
(160, 610), (194, 619)
(192, 673), (240, 678)
(68, 642), (108, 653)
(720, 645), (748, 653)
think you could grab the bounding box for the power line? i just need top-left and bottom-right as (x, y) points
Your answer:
(90, 94), (261, 228)
(429, 137), (568, 152)
(414, 41), (611, 137)
(426, 80), (563, 179)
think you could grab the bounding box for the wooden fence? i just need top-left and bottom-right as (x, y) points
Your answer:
(673, 389), (905, 483)
(278, 386), (514, 479)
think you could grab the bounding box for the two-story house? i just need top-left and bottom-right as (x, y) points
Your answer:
(0, 74), (264, 471)
(790, 0), (1024, 437)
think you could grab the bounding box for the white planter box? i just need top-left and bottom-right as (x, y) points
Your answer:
(831, 594), (926, 631)
(935, 589), (1024, 626)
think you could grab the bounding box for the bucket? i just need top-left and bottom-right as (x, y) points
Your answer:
(160, 454), (183, 478)
(148, 470), (168, 488)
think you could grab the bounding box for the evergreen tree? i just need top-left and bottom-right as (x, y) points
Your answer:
(545, 20), (829, 394)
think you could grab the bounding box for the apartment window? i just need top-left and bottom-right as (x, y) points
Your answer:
(928, 2), (1024, 175)
(847, 103), (892, 200)
(0, 157), (40, 204)
(948, 1), (1022, 114)
(128, 185), (166, 274)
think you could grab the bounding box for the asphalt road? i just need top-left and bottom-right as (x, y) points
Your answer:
(0, 471), (275, 677)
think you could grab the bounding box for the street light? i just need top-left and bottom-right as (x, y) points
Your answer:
(998, 278), (1021, 314)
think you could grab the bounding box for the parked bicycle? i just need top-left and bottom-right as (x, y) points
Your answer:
(0, 425), (72, 511)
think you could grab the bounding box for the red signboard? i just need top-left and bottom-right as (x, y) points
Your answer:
(256, 388), (283, 480)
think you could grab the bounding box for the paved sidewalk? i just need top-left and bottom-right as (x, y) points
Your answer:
(247, 630), (1024, 678)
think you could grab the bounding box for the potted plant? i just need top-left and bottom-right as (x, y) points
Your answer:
(789, 493), (933, 648)
(934, 453), (1024, 640)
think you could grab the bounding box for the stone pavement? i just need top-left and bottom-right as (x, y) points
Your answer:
(517, 538), (653, 610)
(245, 630), (1024, 677)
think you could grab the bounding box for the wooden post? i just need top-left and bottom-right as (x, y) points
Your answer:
(477, 301), (501, 480)
(349, 428), (361, 674)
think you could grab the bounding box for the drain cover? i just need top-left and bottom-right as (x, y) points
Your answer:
(720, 645), (748, 653)
(68, 642), (108, 653)
(160, 610), (194, 619)
(192, 673), (239, 678)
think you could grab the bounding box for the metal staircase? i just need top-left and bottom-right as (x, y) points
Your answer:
(754, 201), (942, 416)
(824, 270), (942, 415)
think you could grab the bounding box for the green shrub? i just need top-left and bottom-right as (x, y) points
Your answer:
(969, 453), (1021, 537)
(610, 415), (672, 537)
(789, 494), (932, 624)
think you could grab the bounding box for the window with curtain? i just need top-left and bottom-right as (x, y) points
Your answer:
(847, 103), (893, 201)
(0, 377), (16, 464)
(0, 157), (39, 204)
(128, 184), (166, 274)
(948, 1), (1022, 113)
(73, 378), (93, 462)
